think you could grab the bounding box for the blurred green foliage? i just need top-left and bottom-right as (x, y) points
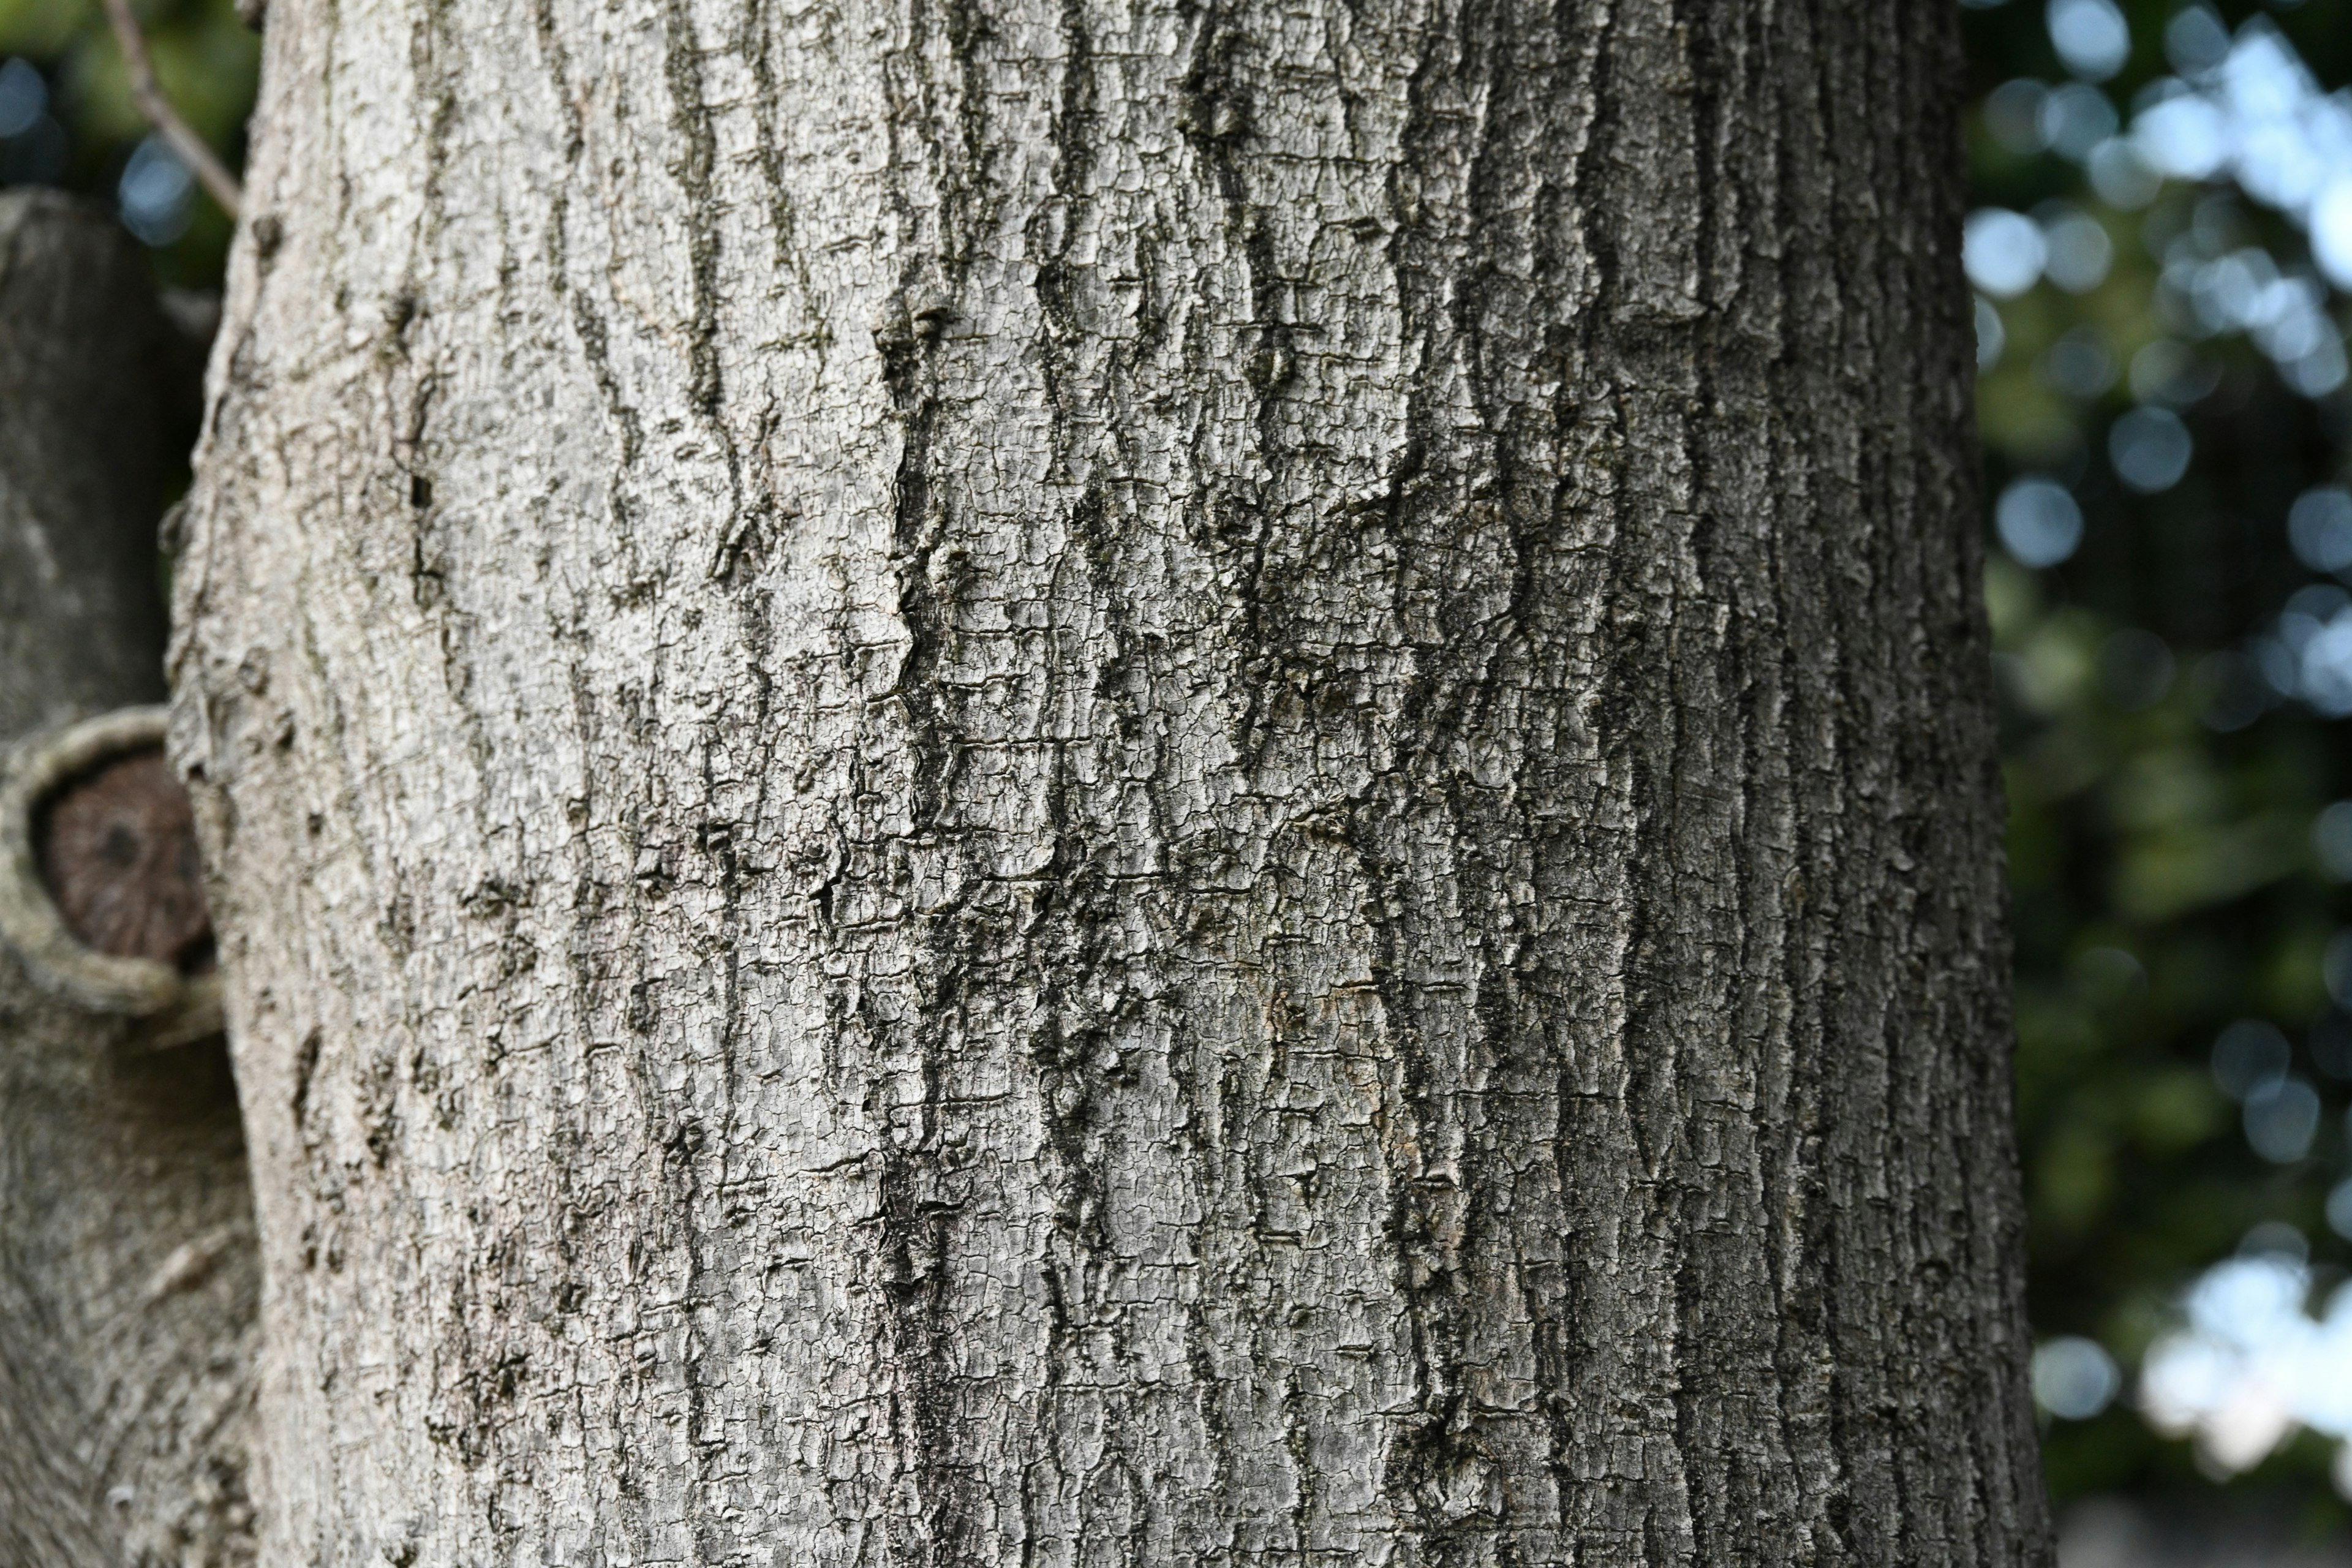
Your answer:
(1967, 0), (2352, 1532)
(0, 0), (252, 284)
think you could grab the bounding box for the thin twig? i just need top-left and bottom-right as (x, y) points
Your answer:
(100, 0), (241, 218)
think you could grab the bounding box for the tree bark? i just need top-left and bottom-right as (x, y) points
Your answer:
(0, 191), (258, 1568)
(176, 1), (2048, 1562)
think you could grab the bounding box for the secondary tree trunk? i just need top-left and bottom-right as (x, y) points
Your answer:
(177, 1), (2048, 1562)
(0, 191), (258, 1567)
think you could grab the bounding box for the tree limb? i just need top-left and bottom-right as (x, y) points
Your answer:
(99, 0), (241, 219)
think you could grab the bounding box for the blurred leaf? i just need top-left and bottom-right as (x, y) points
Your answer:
(2131, 1069), (2225, 1156)
(2113, 812), (2303, 922)
(0, 0), (89, 56)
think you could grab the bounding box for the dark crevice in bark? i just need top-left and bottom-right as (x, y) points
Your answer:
(741, 0), (830, 376)
(662, 0), (758, 600)
(874, 7), (998, 1548)
(1175, 0), (1291, 775)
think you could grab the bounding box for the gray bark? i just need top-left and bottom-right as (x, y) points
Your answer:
(176, 1), (2049, 1562)
(0, 192), (258, 1567)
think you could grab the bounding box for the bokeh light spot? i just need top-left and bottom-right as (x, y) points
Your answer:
(1997, 477), (2084, 567)
(2048, 0), (2130, 83)
(0, 58), (43, 142)
(2035, 1337), (2122, 1419)
(118, 136), (193, 249)
(2109, 407), (2193, 492)
(2245, 1078), (2321, 1162)
(1975, 296), (2006, 372)
(2290, 487), (2352, 573)
(2041, 206), (2114, 292)
(1966, 208), (2047, 298)
(2212, 1019), (2291, 1101)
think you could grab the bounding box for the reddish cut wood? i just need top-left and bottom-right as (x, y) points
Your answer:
(37, 748), (213, 972)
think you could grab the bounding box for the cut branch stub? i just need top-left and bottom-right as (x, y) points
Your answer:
(0, 706), (221, 1045)
(39, 748), (213, 971)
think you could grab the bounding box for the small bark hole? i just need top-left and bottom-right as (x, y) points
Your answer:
(36, 748), (214, 973)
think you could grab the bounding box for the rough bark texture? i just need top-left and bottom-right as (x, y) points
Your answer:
(0, 192), (259, 1568)
(176, 1), (2048, 1562)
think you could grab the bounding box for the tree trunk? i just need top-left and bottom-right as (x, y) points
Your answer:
(0, 191), (258, 1567)
(176, 0), (2048, 1561)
